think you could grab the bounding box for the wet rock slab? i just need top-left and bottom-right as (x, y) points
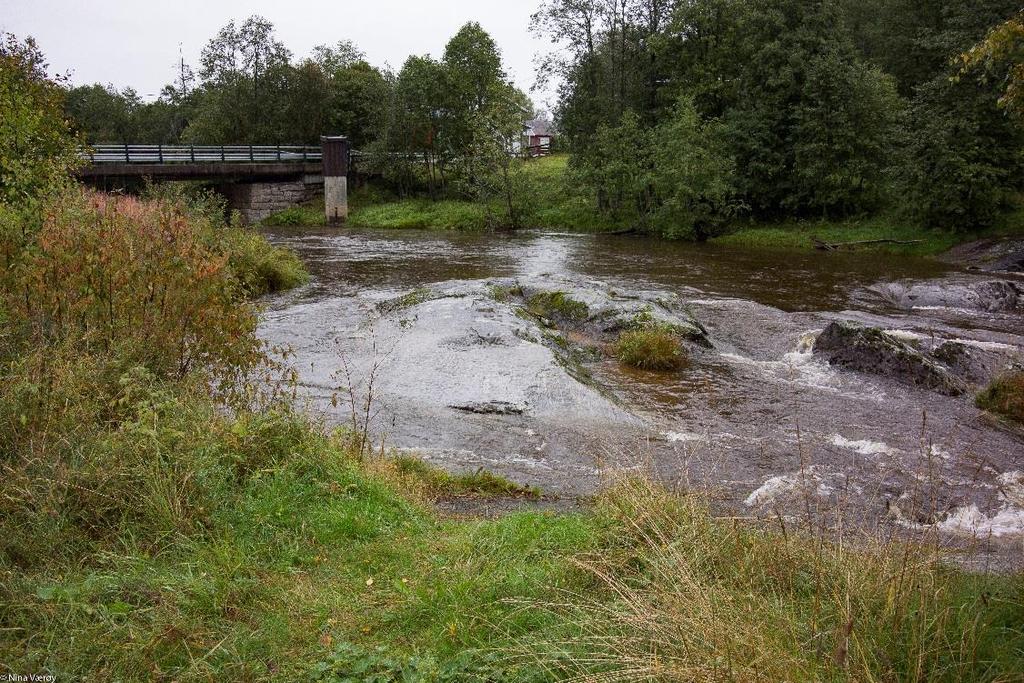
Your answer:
(516, 276), (710, 346)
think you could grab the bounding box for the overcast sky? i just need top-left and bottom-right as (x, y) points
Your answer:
(2, 0), (558, 109)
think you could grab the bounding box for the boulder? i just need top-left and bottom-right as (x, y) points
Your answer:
(876, 280), (1022, 313)
(931, 340), (1009, 387)
(813, 322), (966, 396)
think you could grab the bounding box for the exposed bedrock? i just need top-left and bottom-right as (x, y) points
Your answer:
(515, 276), (711, 347)
(866, 279), (1021, 313)
(941, 238), (1024, 274)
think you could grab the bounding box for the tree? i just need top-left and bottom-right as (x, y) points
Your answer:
(375, 55), (449, 197)
(883, 1), (1024, 229)
(64, 84), (141, 143)
(0, 33), (80, 206)
(368, 22), (530, 213)
(569, 96), (736, 238)
(961, 11), (1024, 118)
(311, 42), (389, 147)
(187, 16), (292, 143)
(459, 84), (533, 228)
(533, 0), (676, 151)
(895, 75), (1022, 229)
(441, 22), (508, 169)
(672, 0), (902, 217)
(281, 59), (332, 144)
(570, 110), (653, 225)
(651, 96), (736, 239)
(789, 54), (901, 215)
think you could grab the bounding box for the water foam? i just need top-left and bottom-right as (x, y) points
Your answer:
(883, 329), (927, 343)
(936, 505), (1024, 538)
(664, 431), (706, 444)
(744, 467), (834, 507)
(720, 331), (879, 400)
(952, 339), (1018, 353)
(830, 434), (899, 456)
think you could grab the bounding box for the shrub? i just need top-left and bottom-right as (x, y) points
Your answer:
(977, 371), (1024, 423)
(220, 227), (309, 296)
(142, 181), (310, 296)
(614, 326), (684, 371)
(8, 189), (263, 385)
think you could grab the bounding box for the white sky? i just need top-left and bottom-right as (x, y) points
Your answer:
(1, 0), (558, 110)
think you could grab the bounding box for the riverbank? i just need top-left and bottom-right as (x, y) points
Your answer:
(263, 155), (1024, 258)
(5, 400), (1023, 681)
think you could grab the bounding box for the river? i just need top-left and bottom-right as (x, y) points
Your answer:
(260, 227), (1024, 567)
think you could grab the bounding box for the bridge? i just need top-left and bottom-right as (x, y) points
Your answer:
(78, 145), (324, 180)
(77, 140), (351, 224)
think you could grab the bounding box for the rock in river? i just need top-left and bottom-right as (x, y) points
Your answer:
(813, 322), (967, 396)
(867, 279), (1021, 313)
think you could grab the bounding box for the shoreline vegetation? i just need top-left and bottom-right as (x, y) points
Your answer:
(263, 156), (1024, 258)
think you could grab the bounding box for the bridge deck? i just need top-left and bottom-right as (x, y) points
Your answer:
(78, 144), (325, 180)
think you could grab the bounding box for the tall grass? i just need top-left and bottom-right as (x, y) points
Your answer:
(521, 477), (1024, 682)
(614, 327), (685, 371)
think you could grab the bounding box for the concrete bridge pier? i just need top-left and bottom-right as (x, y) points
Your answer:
(322, 136), (350, 224)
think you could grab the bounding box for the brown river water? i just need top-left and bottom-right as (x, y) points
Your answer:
(260, 227), (1024, 568)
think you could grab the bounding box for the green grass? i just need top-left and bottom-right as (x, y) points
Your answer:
(5, 404), (1022, 680)
(262, 156), (615, 232)
(525, 291), (590, 324)
(221, 227), (309, 295)
(391, 455), (541, 499)
(977, 371), (1024, 424)
(614, 326), (685, 371)
(713, 209), (1024, 255)
(348, 199), (490, 230)
(262, 204), (324, 227)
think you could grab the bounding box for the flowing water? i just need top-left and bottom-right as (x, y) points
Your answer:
(260, 227), (1024, 567)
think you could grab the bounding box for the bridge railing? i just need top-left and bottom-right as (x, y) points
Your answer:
(83, 144), (323, 164)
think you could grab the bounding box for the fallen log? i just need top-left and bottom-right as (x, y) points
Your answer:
(812, 236), (925, 251)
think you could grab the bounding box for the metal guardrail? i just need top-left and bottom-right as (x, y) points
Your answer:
(83, 144), (323, 164)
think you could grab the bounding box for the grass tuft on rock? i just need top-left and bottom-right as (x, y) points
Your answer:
(526, 291), (589, 324)
(976, 371), (1024, 423)
(615, 326), (685, 370)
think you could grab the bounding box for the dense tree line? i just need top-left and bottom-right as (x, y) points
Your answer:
(64, 17), (391, 150)
(533, 0), (1024, 234)
(55, 4), (1024, 234)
